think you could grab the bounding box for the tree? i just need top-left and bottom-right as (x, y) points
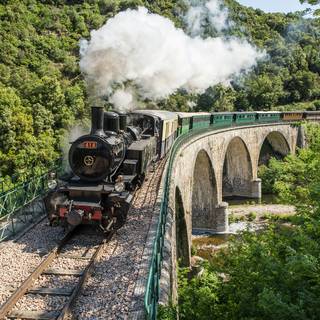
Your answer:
(196, 85), (236, 112)
(300, 0), (320, 5)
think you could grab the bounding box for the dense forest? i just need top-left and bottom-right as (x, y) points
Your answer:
(159, 123), (320, 320)
(0, 0), (319, 180)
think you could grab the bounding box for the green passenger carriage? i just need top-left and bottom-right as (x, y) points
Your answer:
(191, 113), (211, 129)
(256, 111), (281, 123)
(211, 112), (234, 128)
(176, 112), (192, 135)
(234, 112), (257, 124)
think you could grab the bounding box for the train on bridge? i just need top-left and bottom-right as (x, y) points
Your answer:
(45, 108), (320, 232)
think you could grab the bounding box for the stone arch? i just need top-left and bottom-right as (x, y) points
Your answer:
(192, 150), (218, 230)
(175, 186), (189, 267)
(223, 137), (253, 198)
(258, 131), (291, 166)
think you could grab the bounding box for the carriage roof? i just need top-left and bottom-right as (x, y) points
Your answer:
(175, 112), (211, 118)
(131, 110), (178, 121)
(255, 111), (281, 114)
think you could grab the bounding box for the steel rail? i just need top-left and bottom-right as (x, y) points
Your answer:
(0, 229), (75, 319)
(57, 232), (113, 320)
(0, 228), (112, 320)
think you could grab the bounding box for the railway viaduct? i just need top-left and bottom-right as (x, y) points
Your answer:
(156, 123), (305, 307)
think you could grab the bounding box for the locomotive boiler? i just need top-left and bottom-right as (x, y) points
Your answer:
(45, 106), (159, 232)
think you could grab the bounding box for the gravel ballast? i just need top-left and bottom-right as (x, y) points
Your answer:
(0, 221), (65, 307)
(72, 161), (165, 319)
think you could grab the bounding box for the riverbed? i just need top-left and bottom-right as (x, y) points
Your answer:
(192, 203), (296, 261)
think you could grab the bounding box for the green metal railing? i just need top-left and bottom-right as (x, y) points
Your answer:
(0, 167), (53, 196)
(0, 162), (62, 241)
(144, 126), (216, 319)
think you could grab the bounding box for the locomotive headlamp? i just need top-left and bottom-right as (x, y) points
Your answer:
(47, 172), (57, 190)
(115, 175), (125, 193)
(115, 182), (125, 192)
(48, 179), (57, 190)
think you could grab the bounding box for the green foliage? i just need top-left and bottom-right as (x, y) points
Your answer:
(247, 211), (257, 221)
(215, 226), (320, 320)
(228, 213), (236, 223)
(273, 100), (320, 111)
(300, 0), (320, 5)
(191, 244), (198, 256)
(178, 266), (221, 320)
(0, 86), (58, 179)
(161, 0), (320, 112)
(158, 304), (177, 320)
(178, 224), (320, 319)
(259, 123), (320, 207)
(195, 85), (236, 112)
(266, 213), (304, 225)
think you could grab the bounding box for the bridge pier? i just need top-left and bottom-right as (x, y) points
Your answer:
(251, 178), (262, 199)
(192, 201), (229, 233)
(215, 202), (229, 233)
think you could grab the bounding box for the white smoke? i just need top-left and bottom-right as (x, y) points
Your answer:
(80, 6), (263, 110)
(109, 89), (135, 111)
(184, 0), (230, 36)
(61, 126), (89, 173)
(187, 100), (197, 110)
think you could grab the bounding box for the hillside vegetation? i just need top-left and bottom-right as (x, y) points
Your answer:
(0, 0), (319, 179)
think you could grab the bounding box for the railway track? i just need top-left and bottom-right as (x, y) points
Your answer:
(71, 159), (166, 319)
(0, 227), (113, 320)
(0, 159), (165, 319)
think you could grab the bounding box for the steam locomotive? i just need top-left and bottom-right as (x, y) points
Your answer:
(45, 107), (320, 232)
(45, 106), (178, 232)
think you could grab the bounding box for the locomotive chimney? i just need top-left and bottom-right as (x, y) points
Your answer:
(113, 110), (127, 131)
(104, 112), (120, 133)
(90, 106), (105, 136)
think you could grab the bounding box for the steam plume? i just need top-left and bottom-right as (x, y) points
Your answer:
(109, 88), (135, 111)
(80, 6), (263, 110)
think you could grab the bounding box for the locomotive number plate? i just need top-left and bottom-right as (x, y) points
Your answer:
(82, 141), (97, 149)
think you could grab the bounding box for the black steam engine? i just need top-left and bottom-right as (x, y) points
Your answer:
(45, 106), (161, 232)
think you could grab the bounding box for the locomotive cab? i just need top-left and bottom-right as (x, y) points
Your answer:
(127, 113), (159, 138)
(129, 110), (178, 158)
